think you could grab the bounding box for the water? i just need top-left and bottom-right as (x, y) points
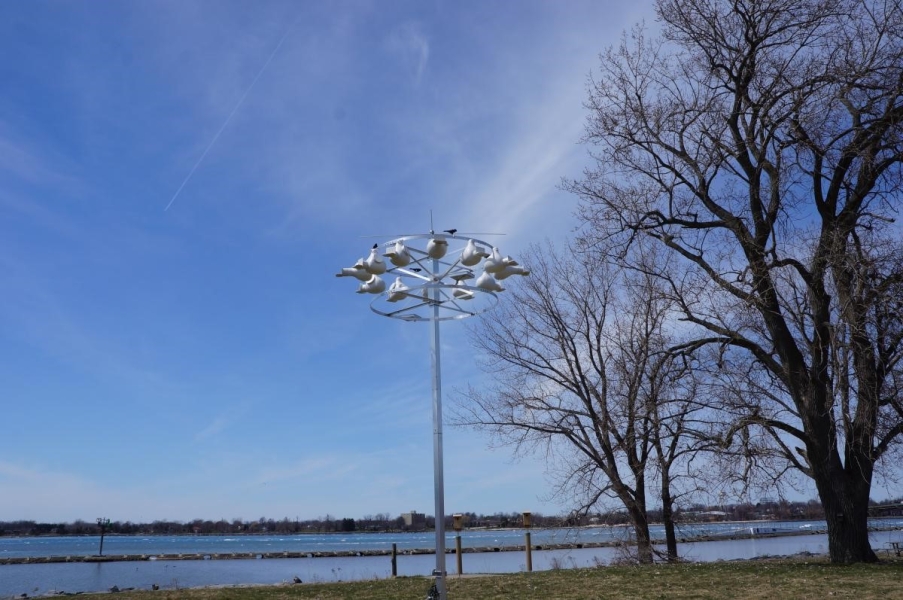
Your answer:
(0, 520), (859, 559)
(1, 522), (900, 598)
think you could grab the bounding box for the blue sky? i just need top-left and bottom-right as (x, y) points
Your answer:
(0, 0), (662, 523)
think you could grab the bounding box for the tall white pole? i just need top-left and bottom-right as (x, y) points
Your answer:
(344, 230), (523, 599)
(430, 258), (447, 600)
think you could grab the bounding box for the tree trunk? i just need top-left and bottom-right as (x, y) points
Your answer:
(660, 476), (678, 562)
(809, 443), (878, 563)
(626, 505), (654, 564)
(820, 486), (877, 563)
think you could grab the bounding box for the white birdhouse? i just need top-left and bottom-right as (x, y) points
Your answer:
(484, 247), (517, 273)
(461, 239), (489, 266)
(426, 235), (448, 259)
(363, 246), (387, 274)
(357, 275), (386, 294)
(453, 281), (475, 300)
(335, 259), (372, 281)
(494, 265), (530, 280)
(387, 277), (411, 302)
(475, 270), (504, 292)
(385, 241), (412, 267)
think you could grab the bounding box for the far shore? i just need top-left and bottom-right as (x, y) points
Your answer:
(0, 518), (855, 540)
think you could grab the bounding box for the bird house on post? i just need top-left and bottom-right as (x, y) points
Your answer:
(522, 512), (534, 572)
(452, 513), (464, 576)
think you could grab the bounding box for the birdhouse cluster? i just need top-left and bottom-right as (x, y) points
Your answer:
(336, 231), (529, 316)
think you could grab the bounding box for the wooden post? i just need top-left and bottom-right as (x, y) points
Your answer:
(525, 531), (532, 572)
(391, 543), (397, 577)
(452, 513), (463, 576)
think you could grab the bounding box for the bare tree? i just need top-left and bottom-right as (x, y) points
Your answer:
(569, 0), (903, 563)
(456, 243), (703, 563)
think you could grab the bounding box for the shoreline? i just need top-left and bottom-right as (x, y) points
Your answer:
(21, 551), (903, 600)
(0, 528), (842, 566)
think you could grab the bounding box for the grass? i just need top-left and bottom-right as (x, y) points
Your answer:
(68, 556), (903, 600)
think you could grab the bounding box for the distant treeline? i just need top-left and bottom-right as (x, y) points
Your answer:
(3, 497), (901, 537)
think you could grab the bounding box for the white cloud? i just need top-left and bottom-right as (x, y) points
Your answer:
(194, 415), (230, 441)
(386, 22), (430, 85)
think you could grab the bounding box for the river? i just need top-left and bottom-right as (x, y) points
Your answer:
(1, 520), (900, 598)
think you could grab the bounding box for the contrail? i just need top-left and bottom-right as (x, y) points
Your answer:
(164, 21), (295, 212)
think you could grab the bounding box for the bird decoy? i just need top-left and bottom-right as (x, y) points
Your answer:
(461, 238), (490, 266)
(443, 229), (458, 235)
(384, 240), (412, 267)
(356, 275), (386, 294)
(336, 259), (372, 281)
(475, 270), (504, 292)
(363, 246), (387, 274)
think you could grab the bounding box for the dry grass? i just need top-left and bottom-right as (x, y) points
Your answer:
(73, 556), (903, 600)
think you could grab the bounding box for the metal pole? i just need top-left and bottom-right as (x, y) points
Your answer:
(430, 259), (447, 600)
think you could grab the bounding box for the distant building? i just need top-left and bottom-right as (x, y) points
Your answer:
(401, 510), (426, 528)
